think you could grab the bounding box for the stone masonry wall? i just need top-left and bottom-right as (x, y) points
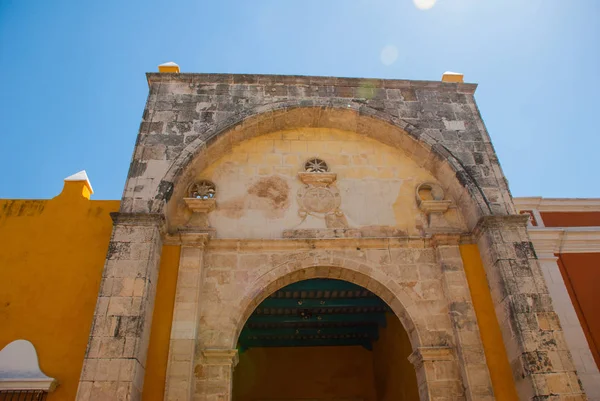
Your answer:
(122, 74), (514, 224)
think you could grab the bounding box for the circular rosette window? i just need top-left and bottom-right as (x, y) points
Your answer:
(304, 158), (329, 173)
(188, 180), (216, 199)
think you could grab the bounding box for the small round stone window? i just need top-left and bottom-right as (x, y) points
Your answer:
(416, 183), (444, 202)
(189, 180), (216, 199)
(304, 158), (329, 173)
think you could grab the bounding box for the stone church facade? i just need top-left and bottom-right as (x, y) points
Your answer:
(0, 67), (593, 401)
(77, 69), (583, 400)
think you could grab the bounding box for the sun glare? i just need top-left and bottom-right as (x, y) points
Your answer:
(380, 45), (399, 66)
(413, 0), (437, 10)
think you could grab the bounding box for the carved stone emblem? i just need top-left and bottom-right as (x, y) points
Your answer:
(298, 186), (340, 214)
(296, 162), (348, 229)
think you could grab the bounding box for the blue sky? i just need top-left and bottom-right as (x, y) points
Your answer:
(1, 0), (598, 200)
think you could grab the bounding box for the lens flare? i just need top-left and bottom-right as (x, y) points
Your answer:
(380, 45), (399, 66)
(413, 0), (437, 10)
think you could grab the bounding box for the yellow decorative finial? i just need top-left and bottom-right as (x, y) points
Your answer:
(158, 61), (180, 73)
(441, 71), (464, 83)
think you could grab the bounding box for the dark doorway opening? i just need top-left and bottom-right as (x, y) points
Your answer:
(233, 278), (419, 401)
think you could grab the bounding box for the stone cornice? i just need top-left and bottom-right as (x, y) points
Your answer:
(199, 235), (472, 251)
(146, 73), (478, 94)
(201, 349), (239, 367)
(514, 197), (600, 213)
(528, 227), (600, 255)
(472, 215), (529, 239)
(163, 231), (211, 247)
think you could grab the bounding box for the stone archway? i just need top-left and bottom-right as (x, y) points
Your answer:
(164, 236), (494, 401)
(231, 263), (423, 350)
(197, 263), (458, 401)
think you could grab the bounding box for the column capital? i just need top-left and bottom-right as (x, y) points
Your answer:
(472, 214), (529, 238)
(408, 346), (455, 367)
(201, 349), (239, 367)
(110, 212), (165, 227)
(430, 233), (462, 247)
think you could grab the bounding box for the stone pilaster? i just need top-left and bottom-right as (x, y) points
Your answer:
(194, 349), (238, 401)
(76, 213), (165, 401)
(474, 215), (586, 400)
(164, 233), (210, 401)
(432, 234), (495, 401)
(409, 346), (464, 401)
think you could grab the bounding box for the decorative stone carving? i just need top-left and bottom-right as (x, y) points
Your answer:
(296, 160), (348, 229)
(183, 181), (216, 229)
(416, 183), (455, 233)
(189, 180), (216, 200)
(297, 172), (337, 188)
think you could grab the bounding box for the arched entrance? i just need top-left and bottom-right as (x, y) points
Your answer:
(174, 247), (491, 401)
(233, 278), (419, 401)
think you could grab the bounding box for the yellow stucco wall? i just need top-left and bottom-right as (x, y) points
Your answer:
(372, 313), (419, 401)
(0, 180), (183, 400)
(0, 180), (119, 400)
(143, 245), (181, 401)
(459, 244), (519, 401)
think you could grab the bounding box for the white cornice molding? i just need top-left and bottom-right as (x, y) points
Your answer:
(514, 197), (600, 212)
(0, 340), (57, 392)
(528, 227), (600, 254)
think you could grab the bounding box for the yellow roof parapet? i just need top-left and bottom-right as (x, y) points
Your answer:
(158, 61), (180, 73)
(441, 71), (464, 83)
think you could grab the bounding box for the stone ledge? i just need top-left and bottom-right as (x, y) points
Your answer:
(283, 228), (362, 239)
(203, 236), (446, 251)
(145, 73), (478, 94)
(163, 231), (212, 246)
(430, 233), (462, 247)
